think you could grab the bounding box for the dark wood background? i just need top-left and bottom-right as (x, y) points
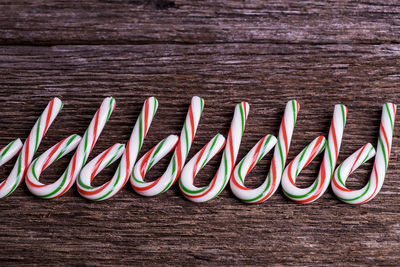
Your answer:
(0, 0), (399, 266)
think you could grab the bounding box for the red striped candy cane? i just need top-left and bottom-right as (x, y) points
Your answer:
(131, 96), (204, 196)
(0, 98), (62, 198)
(230, 100), (299, 203)
(331, 103), (396, 204)
(25, 97), (116, 198)
(281, 104), (348, 203)
(179, 102), (249, 202)
(77, 97), (159, 200)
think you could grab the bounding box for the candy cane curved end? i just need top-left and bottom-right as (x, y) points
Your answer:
(179, 101), (249, 202)
(25, 134), (82, 198)
(281, 136), (327, 202)
(77, 143), (125, 200)
(179, 134), (226, 202)
(331, 102), (396, 204)
(230, 134), (277, 202)
(0, 97), (63, 198)
(131, 135), (179, 196)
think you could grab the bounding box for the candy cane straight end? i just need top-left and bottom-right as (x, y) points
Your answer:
(0, 139), (23, 166)
(332, 102), (396, 204)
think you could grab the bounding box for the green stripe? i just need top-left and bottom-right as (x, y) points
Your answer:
(147, 139), (167, 172)
(184, 121), (189, 157)
(340, 105), (346, 127)
(385, 103), (394, 131)
(35, 115), (42, 152)
(239, 104), (245, 134)
(0, 139), (17, 159)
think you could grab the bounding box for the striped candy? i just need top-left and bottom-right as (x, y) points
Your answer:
(0, 98), (62, 198)
(179, 102), (249, 202)
(78, 97), (159, 200)
(281, 104), (348, 203)
(331, 103), (396, 204)
(230, 100), (299, 203)
(131, 96), (204, 196)
(26, 97), (116, 198)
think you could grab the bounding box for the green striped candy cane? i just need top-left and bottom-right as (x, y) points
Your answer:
(0, 98), (62, 198)
(281, 104), (348, 203)
(179, 101), (249, 202)
(230, 100), (299, 203)
(77, 97), (159, 201)
(25, 97), (115, 198)
(331, 103), (396, 204)
(131, 96), (204, 196)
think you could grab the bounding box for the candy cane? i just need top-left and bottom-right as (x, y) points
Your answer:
(230, 100), (299, 203)
(331, 103), (396, 204)
(0, 98), (63, 198)
(130, 96), (204, 196)
(179, 102), (249, 202)
(77, 97), (158, 200)
(25, 97), (116, 198)
(281, 104), (348, 203)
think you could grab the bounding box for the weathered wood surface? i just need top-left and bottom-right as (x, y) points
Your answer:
(0, 1), (400, 266)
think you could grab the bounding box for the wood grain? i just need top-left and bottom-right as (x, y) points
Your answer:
(0, 1), (399, 266)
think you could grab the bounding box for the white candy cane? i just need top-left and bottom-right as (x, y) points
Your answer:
(78, 97), (159, 200)
(331, 103), (396, 204)
(281, 104), (348, 203)
(26, 97), (115, 198)
(0, 98), (62, 198)
(230, 100), (299, 203)
(179, 102), (249, 202)
(131, 96), (204, 196)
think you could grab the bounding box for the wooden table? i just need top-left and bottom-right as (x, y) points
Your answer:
(0, 1), (399, 265)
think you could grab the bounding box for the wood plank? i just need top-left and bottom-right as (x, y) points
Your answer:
(1, 0), (400, 45)
(0, 44), (399, 265)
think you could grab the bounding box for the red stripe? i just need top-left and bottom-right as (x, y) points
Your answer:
(254, 158), (278, 203)
(380, 123), (389, 151)
(287, 161), (296, 186)
(281, 121), (288, 155)
(90, 145), (116, 182)
(123, 141), (131, 184)
(350, 144), (367, 173)
(41, 138), (66, 172)
(139, 145), (157, 178)
(189, 105), (195, 142)
(144, 99), (150, 136)
(330, 120), (338, 158)
(360, 163), (379, 204)
(192, 145), (208, 182)
(303, 137), (324, 167)
(44, 99), (55, 134)
(90, 110), (100, 152)
(332, 174), (351, 192)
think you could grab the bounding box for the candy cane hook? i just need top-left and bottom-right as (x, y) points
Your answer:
(179, 102), (249, 202)
(230, 100), (299, 203)
(331, 103), (396, 204)
(130, 96), (204, 196)
(25, 97), (115, 198)
(281, 104), (348, 203)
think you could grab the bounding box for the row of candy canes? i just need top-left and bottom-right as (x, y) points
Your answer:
(0, 97), (396, 204)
